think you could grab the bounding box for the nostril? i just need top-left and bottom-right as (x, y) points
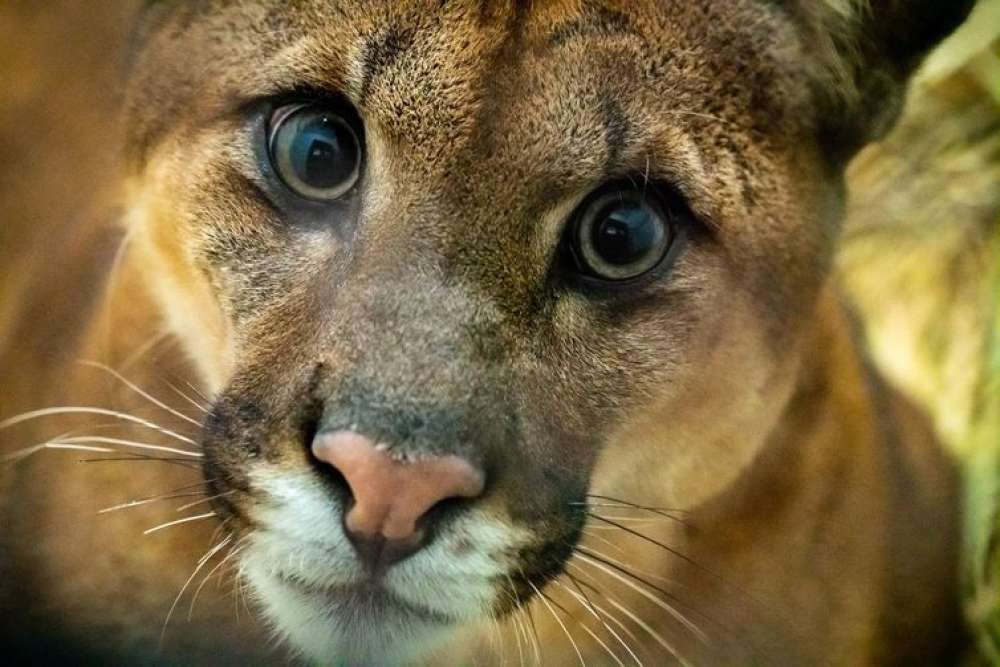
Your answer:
(308, 440), (354, 507)
(418, 487), (480, 531)
(311, 430), (485, 569)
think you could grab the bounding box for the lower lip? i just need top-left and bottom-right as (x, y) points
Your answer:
(283, 576), (449, 624)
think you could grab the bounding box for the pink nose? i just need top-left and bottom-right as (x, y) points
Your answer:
(311, 430), (485, 567)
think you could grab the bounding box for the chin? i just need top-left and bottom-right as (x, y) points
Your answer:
(245, 558), (462, 665)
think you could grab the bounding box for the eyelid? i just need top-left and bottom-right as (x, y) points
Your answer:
(267, 103), (311, 148)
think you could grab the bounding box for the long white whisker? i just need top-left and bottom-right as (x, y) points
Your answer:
(164, 380), (211, 415)
(2, 442), (115, 463)
(0, 407), (196, 445)
(529, 582), (585, 667)
(485, 610), (506, 666)
(523, 599), (543, 665)
(179, 377), (212, 403)
(80, 361), (202, 428)
(554, 579), (642, 667)
(606, 592), (691, 666)
(570, 561), (691, 666)
(581, 528), (629, 557)
(588, 515), (675, 524)
(236, 560), (254, 619)
(189, 539), (247, 621)
(565, 581), (646, 658)
(144, 512), (217, 536)
(176, 491), (234, 513)
(579, 622), (627, 667)
(579, 543), (676, 586)
(514, 567), (544, 666)
(554, 578), (627, 667)
(117, 331), (171, 372)
(160, 535), (232, 648)
(573, 550), (707, 644)
(98, 491), (206, 515)
(511, 606), (527, 667)
(503, 574), (527, 667)
(57, 436), (201, 459)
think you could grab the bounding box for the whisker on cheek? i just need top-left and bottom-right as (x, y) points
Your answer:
(581, 495), (690, 521)
(79, 457), (201, 470)
(98, 491), (209, 515)
(0, 406), (198, 446)
(160, 534), (234, 649)
(164, 379), (212, 415)
(562, 576), (647, 661)
(577, 543), (675, 587)
(78, 360), (204, 428)
(144, 511), (219, 536)
(586, 514), (701, 569)
(522, 591), (543, 665)
(586, 511), (772, 627)
(175, 490), (236, 513)
(188, 536), (250, 622)
(57, 435), (201, 458)
(529, 581), (586, 667)
(509, 600), (527, 667)
(482, 612), (501, 663)
(573, 565), (690, 667)
(553, 577), (639, 667)
(571, 550), (708, 644)
(2, 441), (114, 463)
(580, 528), (629, 557)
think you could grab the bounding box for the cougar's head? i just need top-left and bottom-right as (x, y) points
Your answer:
(124, 1), (971, 662)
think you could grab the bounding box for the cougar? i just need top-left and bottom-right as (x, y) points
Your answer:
(0, 1), (976, 664)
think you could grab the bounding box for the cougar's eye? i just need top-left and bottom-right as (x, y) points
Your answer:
(268, 103), (362, 201)
(570, 186), (674, 281)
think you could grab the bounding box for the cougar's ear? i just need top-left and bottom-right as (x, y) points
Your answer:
(784, 0), (976, 162)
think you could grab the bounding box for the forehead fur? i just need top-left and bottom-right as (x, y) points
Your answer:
(127, 1), (816, 163)
(127, 0), (845, 363)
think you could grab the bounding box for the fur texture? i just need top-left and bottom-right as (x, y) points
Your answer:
(0, 1), (978, 664)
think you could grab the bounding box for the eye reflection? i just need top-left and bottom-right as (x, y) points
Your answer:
(268, 103), (362, 201)
(574, 188), (673, 281)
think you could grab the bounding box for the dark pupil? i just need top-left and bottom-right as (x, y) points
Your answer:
(288, 113), (356, 189)
(592, 203), (659, 266)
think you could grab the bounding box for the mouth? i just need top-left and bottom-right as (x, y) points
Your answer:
(277, 573), (454, 626)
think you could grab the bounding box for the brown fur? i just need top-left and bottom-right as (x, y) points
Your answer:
(0, 1), (973, 664)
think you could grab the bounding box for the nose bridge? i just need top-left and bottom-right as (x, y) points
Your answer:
(345, 266), (484, 378)
(320, 266), (506, 459)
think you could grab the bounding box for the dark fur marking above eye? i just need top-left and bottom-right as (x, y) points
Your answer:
(545, 3), (638, 48)
(358, 24), (417, 105)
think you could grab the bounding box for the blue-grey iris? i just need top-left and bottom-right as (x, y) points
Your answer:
(269, 104), (361, 201)
(576, 189), (672, 281)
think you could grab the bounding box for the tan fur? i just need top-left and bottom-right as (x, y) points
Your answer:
(0, 1), (974, 664)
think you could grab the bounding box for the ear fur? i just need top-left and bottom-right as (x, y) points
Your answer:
(785, 0), (977, 162)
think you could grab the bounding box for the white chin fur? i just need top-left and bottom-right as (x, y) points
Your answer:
(243, 556), (454, 665)
(243, 469), (530, 664)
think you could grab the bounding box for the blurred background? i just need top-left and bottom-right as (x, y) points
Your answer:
(839, 4), (1000, 659)
(0, 0), (998, 661)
